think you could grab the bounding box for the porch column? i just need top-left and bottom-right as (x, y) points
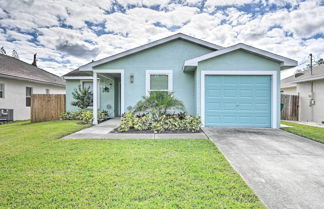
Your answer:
(93, 72), (98, 125)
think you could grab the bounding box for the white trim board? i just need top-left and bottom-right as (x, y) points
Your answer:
(200, 71), (278, 128)
(145, 70), (173, 96)
(92, 69), (125, 124)
(63, 76), (93, 80)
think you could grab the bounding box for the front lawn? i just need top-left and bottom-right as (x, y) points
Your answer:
(281, 121), (324, 143)
(0, 121), (264, 208)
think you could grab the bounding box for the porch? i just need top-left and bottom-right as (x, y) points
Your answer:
(92, 70), (124, 124)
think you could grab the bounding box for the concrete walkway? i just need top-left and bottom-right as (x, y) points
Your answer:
(62, 118), (207, 139)
(203, 127), (324, 209)
(283, 120), (324, 128)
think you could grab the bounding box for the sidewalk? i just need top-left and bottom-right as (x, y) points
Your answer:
(283, 120), (324, 128)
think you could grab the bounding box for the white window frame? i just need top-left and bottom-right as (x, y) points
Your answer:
(26, 86), (33, 107)
(145, 70), (173, 96)
(0, 83), (4, 98)
(201, 71), (278, 128)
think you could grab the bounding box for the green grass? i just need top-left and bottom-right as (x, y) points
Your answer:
(0, 121), (264, 208)
(281, 121), (324, 143)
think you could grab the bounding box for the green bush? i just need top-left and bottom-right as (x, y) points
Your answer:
(81, 111), (93, 124)
(185, 116), (201, 132)
(118, 112), (134, 132)
(117, 112), (201, 133)
(60, 110), (109, 124)
(133, 114), (150, 131)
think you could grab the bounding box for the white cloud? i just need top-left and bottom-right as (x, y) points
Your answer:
(0, 0), (323, 77)
(205, 0), (257, 7)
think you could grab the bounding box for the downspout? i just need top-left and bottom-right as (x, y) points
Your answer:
(309, 53), (314, 121)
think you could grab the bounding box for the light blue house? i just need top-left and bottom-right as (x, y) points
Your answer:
(63, 33), (297, 128)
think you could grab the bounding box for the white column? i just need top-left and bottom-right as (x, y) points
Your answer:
(93, 72), (98, 125)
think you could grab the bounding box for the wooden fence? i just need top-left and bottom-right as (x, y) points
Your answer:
(281, 94), (299, 121)
(31, 94), (66, 122)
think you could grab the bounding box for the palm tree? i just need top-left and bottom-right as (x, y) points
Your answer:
(133, 92), (185, 119)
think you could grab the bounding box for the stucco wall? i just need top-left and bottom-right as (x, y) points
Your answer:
(65, 75), (117, 117)
(0, 77), (65, 120)
(196, 49), (282, 127)
(93, 39), (214, 115)
(281, 86), (297, 95)
(297, 80), (324, 123)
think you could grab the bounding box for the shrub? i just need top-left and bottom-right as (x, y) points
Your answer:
(133, 92), (185, 119)
(133, 114), (150, 131)
(60, 110), (109, 124)
(118, 112), (134, 132)
(71, 85), (93, 109)
(81, 111), (93, 124)
(117, 112), (201, 133)
(60, 110), (85, 120)
(185, 115), (201, 132)
(98, 110), (109, 121)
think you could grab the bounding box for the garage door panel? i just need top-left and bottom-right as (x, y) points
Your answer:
(205, 75), (271, 127)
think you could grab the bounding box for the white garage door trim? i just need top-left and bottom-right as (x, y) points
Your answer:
(201, 71), (278, 128)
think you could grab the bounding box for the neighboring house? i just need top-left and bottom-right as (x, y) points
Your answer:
(64, 33), (297, 128)
(281, 75), (297, 95)
(281, 65), (324, 123)
(0, 54), (66, 121)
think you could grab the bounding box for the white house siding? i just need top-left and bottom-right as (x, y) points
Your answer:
(281, 86), (297, 95)
(297, 79), (324, 123)
(0, 77), (65, 120)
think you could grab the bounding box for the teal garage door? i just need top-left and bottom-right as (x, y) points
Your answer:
(205, 75), (271, 127)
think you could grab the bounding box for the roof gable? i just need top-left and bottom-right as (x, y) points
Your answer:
(184, 43), (297, 70)
(79, 33), (223, 71)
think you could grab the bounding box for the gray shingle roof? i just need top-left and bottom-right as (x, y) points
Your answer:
(63, 68), (92, 77)
(0, 54), (65, 86)
(281, 65), (324, 88)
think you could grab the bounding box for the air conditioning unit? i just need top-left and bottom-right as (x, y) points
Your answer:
(0, 109), (14, 121)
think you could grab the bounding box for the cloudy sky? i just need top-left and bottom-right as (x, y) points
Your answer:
(0, 0), (323, 78)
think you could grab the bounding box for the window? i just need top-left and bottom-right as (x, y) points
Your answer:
(146, 71), (173, 95)
(26, 87), (32, 107)
(82, 81), (93, 107)
(0, 83), (4, 98)
(46, 89), (50, 94)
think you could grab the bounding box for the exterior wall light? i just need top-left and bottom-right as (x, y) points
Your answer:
(130, 74), (134, 83)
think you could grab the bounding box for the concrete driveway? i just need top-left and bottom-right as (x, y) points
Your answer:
(203, 127), (324, 209)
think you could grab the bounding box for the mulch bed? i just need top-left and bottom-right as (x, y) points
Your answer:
(111, 128), (202, 134)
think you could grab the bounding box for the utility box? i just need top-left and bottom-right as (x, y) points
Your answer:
(0, 109), (14, 121)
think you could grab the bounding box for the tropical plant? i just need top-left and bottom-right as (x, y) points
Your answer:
(71, 85), (93, 109)
(133, 92), (185, 119)
(117, 112), (201, 133)
(81, 111), (93, 124)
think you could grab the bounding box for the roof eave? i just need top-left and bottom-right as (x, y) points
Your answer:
(0, 73), (66, 87)
(295, 75), (324, 83)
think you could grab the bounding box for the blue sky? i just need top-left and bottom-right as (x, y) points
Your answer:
(0, 0), (323, 77)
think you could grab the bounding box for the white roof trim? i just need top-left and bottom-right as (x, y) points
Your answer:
(184, 43), (298, 68)
(281, 84), (297, 89)
(295, 75), (324, 83)
(63, 76), (93, 80)
(79, 33), (223, 71)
